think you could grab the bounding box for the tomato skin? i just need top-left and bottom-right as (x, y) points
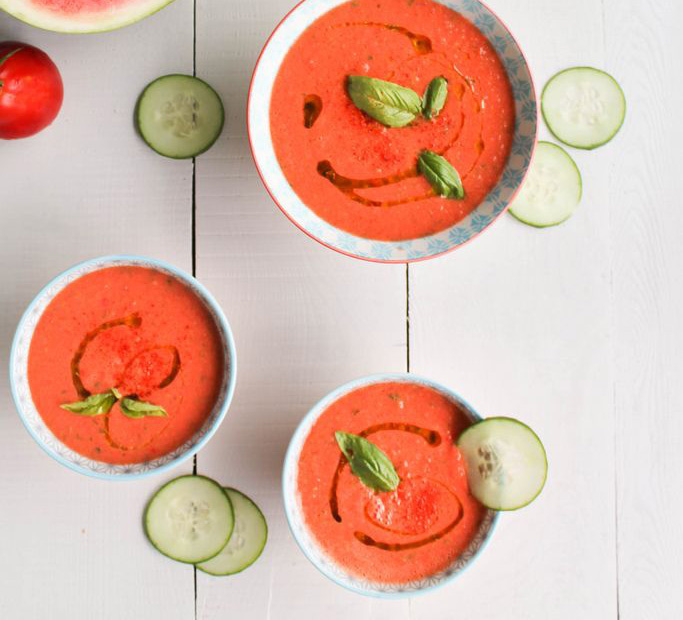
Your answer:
(0, 42), (64, 139)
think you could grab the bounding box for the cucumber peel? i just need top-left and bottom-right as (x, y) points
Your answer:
(196, 488), (268, 576)
(458, 417), (547, 511)
(542, 66), (626, 150)
(135, 74), (224, 159)
(144, 475), (234, 564)
(509, 141), (582, 228)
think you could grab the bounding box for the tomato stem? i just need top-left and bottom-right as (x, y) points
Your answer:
(0, 46), (24, 90)
(0, 46), (23, 68)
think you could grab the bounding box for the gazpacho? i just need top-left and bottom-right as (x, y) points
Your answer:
(270, 0), (515, 241)
(27, 266), (225, 464)
(296, 380), (488, 584)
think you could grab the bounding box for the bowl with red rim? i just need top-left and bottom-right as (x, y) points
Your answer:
(248, 0), (537, 263)
(282, 373), (498, 597)
(9, 255), (237, 480)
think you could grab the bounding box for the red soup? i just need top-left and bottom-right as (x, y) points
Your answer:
(297, 381), (487, 584)
(27, 266), (225, 465)
(270, 0), (515, 241)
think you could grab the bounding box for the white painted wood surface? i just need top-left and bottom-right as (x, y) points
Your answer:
(0, 0), (681, 618)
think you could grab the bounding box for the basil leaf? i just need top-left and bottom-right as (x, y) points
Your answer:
(418, 150), (464, 199)
(335, 431), (399, 492)
(120, 397), (168, 419)
(422, 76), (448, 120)
(60, 389), (119, 416)
(346, 76), (421, 128)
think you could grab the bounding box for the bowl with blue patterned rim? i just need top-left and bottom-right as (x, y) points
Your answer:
(282, 373), (498, 598)
(9, 255), (237, 480)
(248, 0), (537, 263)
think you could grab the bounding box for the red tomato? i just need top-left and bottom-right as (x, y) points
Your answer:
(0, 42), (63, 139)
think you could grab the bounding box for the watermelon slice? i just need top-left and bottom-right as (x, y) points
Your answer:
(0, 0), (176, 33)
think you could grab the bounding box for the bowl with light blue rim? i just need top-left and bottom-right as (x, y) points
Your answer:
(248, 0), (537, 262)
(9, 255), (237, 480)
(282, 373), (498, 597)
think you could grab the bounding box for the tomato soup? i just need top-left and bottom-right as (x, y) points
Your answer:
(27, 266), (225, 464)
(297, 381), (487, 584)
(270, 0), (515, 241)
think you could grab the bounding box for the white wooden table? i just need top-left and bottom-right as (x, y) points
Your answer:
(1, 1), (681, 618)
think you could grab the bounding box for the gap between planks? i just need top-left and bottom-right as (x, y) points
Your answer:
(600, 0), (620, 615)
(192, 2), (198, 620)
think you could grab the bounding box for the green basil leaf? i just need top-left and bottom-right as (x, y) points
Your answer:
(120, 397), (168, 419)
(335, 431), (400, 492)
(346, 75), (421, 128)
(422, 76), (448, 120)
(418, 150), (465, 199)
(60, 389), (119, 416)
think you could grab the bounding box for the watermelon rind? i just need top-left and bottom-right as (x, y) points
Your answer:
(0, 0), (176, 33)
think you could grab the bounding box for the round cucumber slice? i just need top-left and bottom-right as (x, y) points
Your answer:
(509, 141), (582, 227)
(542, 66), (626, 149)
(135, 74), (224, 159)
(144, 475), (234, 564)
(458, 417), (547, 511)
(196, 488), (268, 576)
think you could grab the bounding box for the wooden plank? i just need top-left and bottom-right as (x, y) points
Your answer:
(409, 1), (618, 617)
(193, 1), (407, 618)
(0, 2), (195, 619)
(603, 1), (683, 617)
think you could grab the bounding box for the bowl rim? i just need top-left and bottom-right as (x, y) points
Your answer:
(8, 254), (238, 481)
(281, 372), (499, 598)
(247, 0), (538, 264)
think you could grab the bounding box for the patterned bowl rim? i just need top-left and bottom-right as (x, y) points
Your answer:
(8, 255), (238, 481)
(282, 372), (499, 598)
(247, 0), (538, 263)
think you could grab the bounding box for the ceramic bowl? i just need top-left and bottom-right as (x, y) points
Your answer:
(282, 373), (497, 597)
(248, 0), (537, 262)
(9, 255), (237, 480)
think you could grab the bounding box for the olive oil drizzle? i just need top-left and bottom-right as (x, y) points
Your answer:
(329, 421), (466, 551)
(329, 422), (441, 522)
(391, 51), (488, 176)
(354, 498), (463, 551)
(362, 422), (441, 445)
(121, 344), (181, 397)
(68, 313), (179, 451)
(303, 94), (323, 128)
(101, 415), (127, 450)
(317, 161), (435, 207)
(315, 23), (488, 206)
(101, 413), (172, 452)
(70, 313), (142, 399)
(335, 22), (433, 55)
(363, 477), (455, 535)
(316, 108), (465, 207)
(316, 109), (467, 207)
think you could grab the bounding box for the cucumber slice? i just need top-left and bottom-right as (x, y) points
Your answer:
(542, 67), (625, 149)
(144, 475), (234, 564)
(135, 74), (224, 159)
(196, 488), (268, 576)
(458, 417), (547, 511)
(509, 141), (582, 227)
